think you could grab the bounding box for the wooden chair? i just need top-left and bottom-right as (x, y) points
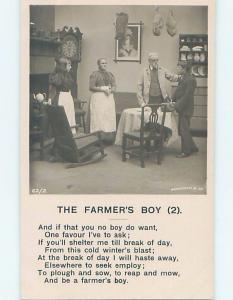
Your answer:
(29, 96), (47, 160)
(47, 105), (106, 167)
(74, 99), (87, 133)
(122, 103), (167, 168)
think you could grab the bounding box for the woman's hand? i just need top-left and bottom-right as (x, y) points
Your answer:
(104, 87), (111, 96)
(66, 62), (72, 72)
(101, 86), (111, 96)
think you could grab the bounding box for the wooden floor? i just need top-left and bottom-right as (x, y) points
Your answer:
(30, 137), (207, 195)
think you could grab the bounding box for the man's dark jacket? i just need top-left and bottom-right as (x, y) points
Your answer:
(172, 73), (197, 116)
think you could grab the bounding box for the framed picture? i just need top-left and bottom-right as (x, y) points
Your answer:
(115, 23), (142, 62)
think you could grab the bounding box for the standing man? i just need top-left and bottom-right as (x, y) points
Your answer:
(170, 61), (198, 158)
(137, 52), (178, 107)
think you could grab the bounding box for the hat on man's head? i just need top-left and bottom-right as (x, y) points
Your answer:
(177, 60), (192, 71)
(148, 52), (159, 60)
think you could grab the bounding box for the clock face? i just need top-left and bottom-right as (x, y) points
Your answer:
(62, 38), (77, 59)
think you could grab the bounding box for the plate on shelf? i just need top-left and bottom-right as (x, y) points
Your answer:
(187, 53), (193, 61)
(180, 45), (190, 51)
(192, 46), (203, 51)
(198, 65), (207, 77)
(193, 53), (200, 62)
(180, 53), (187, 61)
(191, 65), (199, 77)
(200, 53), (206, 62)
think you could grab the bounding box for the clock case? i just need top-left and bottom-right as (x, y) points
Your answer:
(58, 26), (83, 98)
(58, 26), (83, 62)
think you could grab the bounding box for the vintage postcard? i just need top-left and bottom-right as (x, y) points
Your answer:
(21, 0), (214, 299)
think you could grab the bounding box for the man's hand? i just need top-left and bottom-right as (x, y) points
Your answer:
(167, 102), (175, 111)
(164, 95), (172, 102)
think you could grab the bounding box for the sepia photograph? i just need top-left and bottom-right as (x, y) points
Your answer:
(29, 5), (209, 194)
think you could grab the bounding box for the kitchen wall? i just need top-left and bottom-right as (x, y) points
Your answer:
(30, 6), (56, 75)
(55, 5), (208, 100)
(30, 5), (55, 32)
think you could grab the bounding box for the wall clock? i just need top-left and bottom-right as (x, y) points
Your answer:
(61, 34), (79, 61)
(57, 26), (83, 98)
(58, 26), (83, 62)
(62, 36), (78, 58)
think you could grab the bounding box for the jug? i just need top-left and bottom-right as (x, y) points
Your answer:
(33, 93), (47, 102)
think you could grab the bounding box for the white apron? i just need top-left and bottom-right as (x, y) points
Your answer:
(90, 91), (116, 133)
(59, 91), (76, 135)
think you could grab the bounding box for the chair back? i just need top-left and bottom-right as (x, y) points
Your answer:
(47, 105), (78, 162)
(140, 103), (167, 140)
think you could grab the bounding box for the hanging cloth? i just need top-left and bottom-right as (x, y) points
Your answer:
(166, 9), (177, 37)
(115, 12), (128, 40)
(152, 7), (164, 36)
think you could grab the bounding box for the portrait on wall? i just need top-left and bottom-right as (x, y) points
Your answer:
(115, 23), (141, 62)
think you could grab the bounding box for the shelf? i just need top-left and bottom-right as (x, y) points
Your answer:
(179, 33), (208, 77)
(180, 50), (208, 53)
(180, 34), (207, 37)
(180, 41), (207, 44)
(192, 62), (208, 65)
(179, 34), (208, 43)
(30, 37), (61, 58)
(30, 36), (61, 45)
(179, 60), (208, 65)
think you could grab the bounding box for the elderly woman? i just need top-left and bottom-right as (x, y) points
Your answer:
(48, 57), (77, 135)
(89, 58), (116, 143)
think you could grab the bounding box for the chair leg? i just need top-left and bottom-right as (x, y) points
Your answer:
(96, 132), (105, 156)
(82, 115), (86, 133)
(39, 133), (44, 160)
(157, 138), (163, 164)
(122, 135), (127, 162)
(140, 143), (145, 168)
(99, 139), (105, 157)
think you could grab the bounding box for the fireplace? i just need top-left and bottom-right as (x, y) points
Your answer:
(30, 73), (49, 96)
(29, 26), (63, 143)
(30, 26), (61, 95)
